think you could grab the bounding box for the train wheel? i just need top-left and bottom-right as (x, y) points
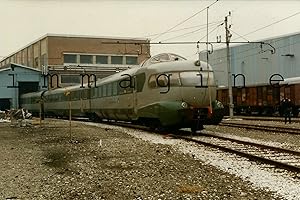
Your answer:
(191, 122), (204, 133)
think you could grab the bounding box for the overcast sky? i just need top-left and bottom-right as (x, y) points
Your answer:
(1, 0), (300, 60)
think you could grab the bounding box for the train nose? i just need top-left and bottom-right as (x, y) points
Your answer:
(181, 90), (209, 107)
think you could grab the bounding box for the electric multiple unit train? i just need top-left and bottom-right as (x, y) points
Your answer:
(21, 53), (224, 132)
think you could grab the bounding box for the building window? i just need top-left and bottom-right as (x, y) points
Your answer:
(41, 54), (47, 66)
(96, 55), (108, 64)
(61, 75), (81, 84)
(34, 57), (39, 67)
(111, 56), (123, 64)
(64, 54), (77, 63)
(126, 56), (138, 65)
(80, 55), (93, 64)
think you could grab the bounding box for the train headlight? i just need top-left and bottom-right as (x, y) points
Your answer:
(181, 102), (188, 109)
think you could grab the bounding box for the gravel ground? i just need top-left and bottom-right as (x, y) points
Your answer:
(0, 119), (281, 200)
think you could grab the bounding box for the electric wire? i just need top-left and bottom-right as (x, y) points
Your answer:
(233, 11), (300, 41)
(151, 0), (219, 41)
(160, 22), (223, 42)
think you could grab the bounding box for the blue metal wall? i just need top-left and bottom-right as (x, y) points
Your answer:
(0, 63), (47, 109)
(203, 32), (300, 88)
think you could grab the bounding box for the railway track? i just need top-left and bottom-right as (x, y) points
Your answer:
(171, 132), (300, 173)
(74, 119), (300, 173)
(219, 121), (300, 134)
(225, 116), (300, 123)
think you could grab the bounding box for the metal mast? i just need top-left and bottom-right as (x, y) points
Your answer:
(225, 15), (234, 118)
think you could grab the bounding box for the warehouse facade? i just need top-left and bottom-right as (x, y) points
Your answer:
(0, 63), (47, 110)
(0, 34), (150, 88)
(202, 32), (300, 88)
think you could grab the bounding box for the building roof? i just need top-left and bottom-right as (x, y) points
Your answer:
(0, 63), (41, 73)
(0, 33), (150, 63)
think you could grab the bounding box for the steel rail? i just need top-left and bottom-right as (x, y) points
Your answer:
(219, 122), (300, 134)
(171, 133), (300, 173)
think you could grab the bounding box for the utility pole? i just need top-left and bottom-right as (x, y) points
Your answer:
(225, 15), (234, 118)
(206, 7), (212, 114)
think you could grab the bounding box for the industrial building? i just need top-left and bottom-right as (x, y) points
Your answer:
(0, 63), (47, 110)
(201, 32), (300, 87)
(201, 32), (300, 115)
(0, 34), (150, 109)
(0, 34), (150, 88)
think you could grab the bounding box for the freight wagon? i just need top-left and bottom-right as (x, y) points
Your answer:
(217, 77), (300, 117)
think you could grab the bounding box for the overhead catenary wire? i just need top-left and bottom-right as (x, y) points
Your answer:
(141, 21), (223, 39)
(151, 0), (219, 41)
(160, 21), (223, 42)
(232, 11), (300, 42)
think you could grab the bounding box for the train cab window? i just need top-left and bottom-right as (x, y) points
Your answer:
(180, 71), (206, 87)
(148, 73), (173, 88)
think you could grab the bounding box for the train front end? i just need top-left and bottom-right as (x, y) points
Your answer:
(175, 60), (219, 131)
(140, 54), (223, 132)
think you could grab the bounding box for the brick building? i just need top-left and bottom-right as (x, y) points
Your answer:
(0, 34), (150, 88)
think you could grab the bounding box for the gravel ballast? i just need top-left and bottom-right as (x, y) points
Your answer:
(0, 119), (281, 199)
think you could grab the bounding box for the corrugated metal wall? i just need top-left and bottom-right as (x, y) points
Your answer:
(203, 32), (300, 87)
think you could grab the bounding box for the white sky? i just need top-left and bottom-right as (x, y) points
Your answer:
(0, 0), (300, 60)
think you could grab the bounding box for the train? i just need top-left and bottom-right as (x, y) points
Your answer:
(20, 53), (224, 132)
(217, 76), (300, 117)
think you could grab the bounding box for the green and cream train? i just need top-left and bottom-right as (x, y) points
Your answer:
(21, 53), (224, 132)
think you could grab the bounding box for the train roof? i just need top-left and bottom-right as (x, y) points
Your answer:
(21, 90), (46, 98)
(141, 53), (187, 67)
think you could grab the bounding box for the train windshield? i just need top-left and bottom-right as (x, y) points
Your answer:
(180, 71), (208, 87)
(148, 71), (210, 88)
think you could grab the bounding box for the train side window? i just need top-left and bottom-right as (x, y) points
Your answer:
(72, 91), (80, 100)
(59, 94), (62, 101)
(103, 85), (107, 97)
(113, 82), (118, 96)
(82, 89), (88, 100)
(148, 75), (157, 88)
(107, 84), (112, 96)
(91, 88), (96, 98)
(98, 86), (102, 97)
